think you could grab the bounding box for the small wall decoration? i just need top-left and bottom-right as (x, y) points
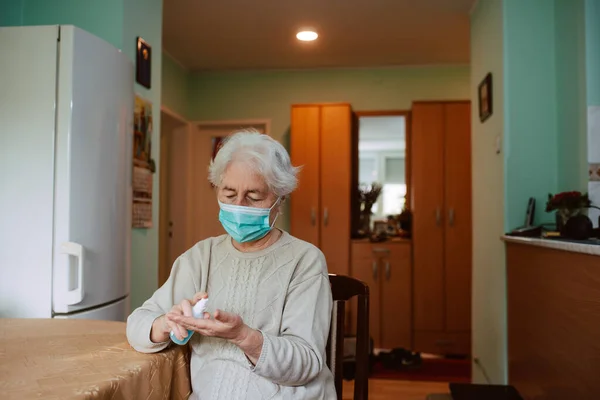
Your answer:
(132, 95), (154, 228)
(136, 37), (151, 89)
(478, 72), (493, 123)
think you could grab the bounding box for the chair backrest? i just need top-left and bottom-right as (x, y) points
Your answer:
(327, 274), (370, 400)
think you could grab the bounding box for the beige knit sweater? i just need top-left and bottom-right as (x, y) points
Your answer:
(126, 231), (337, 400)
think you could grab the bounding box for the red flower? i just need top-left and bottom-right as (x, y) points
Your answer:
(546, 191), (590, 212)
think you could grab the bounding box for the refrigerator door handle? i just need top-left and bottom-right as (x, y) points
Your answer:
(61, 242), (85, 305)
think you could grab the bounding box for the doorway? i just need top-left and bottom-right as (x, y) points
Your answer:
(159, 108), (190, 286)
(356, 112), (410, 222)
(158, 117), (270, 285)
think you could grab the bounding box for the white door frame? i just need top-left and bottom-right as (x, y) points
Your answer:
(161, 105), (189, 126)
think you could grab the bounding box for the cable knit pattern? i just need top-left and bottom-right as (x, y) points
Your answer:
(126, 231), (336, 400)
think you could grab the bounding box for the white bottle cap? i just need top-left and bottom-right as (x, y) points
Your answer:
(192, 298), (209, 319)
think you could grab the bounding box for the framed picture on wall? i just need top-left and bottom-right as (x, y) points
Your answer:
(478, 72), (493, 123)
(136, 37), (151, 89)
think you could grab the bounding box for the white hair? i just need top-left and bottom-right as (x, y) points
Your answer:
(208, 129), (301, 197)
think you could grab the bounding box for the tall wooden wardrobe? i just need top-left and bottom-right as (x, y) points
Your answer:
(411, 101), (472, 355)
(289, 103), (353, 276)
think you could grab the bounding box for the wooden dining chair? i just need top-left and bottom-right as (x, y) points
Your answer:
(326, 274), (370, 400)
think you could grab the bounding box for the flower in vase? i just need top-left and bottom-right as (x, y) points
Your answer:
(545, 191), (591, 213)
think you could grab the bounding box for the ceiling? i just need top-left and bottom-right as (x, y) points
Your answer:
(162, 0), (475, 71)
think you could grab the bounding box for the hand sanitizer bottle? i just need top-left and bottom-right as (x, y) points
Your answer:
(169, 297), (208, 345)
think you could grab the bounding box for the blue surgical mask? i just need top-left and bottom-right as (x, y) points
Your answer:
(218, 198), (280, 243)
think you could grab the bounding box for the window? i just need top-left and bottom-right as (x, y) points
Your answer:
(359, 153), (406, 218)
(359, 157), (377, 184)
(382, 183), (406, 215)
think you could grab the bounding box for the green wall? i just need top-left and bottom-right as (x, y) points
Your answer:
(0, 0), (24, 25)
(162, 52), (190, 118)
(503, 0), (558, 230)
(470, 0), (507, 385)
(123, 0), (163, 310)
(503, 0), (587, 231)
(0, 0), (123, 48)
(24, 0), (123, 49)
(555, 0), (588, 192)
(0, 0), (163, 310)
(587, 0), (600, 106)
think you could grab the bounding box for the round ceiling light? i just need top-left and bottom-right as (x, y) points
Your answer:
(296, 31), (318, 41)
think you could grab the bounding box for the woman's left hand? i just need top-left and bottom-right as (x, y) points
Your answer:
(172, 310), (264, 364)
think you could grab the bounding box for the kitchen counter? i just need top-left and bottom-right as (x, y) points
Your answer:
(502, 235), (600, 257)
(506, 237), (600, 399)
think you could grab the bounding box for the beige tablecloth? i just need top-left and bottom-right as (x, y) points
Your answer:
(0, 318), (191, 400)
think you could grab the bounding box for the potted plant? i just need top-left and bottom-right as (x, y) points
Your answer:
(545, 191), (591, 231)
(356, 183), (382, 237)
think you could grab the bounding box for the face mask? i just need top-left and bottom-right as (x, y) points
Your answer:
(218, 198), (280, 243)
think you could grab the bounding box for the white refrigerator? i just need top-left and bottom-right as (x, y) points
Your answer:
(0, 25), (133, 321)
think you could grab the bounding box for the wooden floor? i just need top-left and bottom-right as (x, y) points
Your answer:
(342, 379), (449, 400)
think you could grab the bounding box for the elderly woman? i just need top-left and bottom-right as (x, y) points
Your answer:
(126, 131), (336, 399)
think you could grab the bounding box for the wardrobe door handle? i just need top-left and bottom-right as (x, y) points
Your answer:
(311, 208), (316, 226)
(372, 260), (378, 280)
(435, 207), (442, 226)
(449, 208), (455, 227)
(384, 261), (391, 281)
(323, 208), (329, 226)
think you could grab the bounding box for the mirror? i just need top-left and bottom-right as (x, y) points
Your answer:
(357, 113), (408, 220)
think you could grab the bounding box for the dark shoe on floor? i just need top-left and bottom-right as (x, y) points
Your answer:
(378, 348), (422, 370)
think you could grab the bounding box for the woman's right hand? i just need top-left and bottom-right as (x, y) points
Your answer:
(151, 292), (207, 343)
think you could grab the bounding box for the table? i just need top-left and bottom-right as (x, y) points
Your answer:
(0, 318), (191, 400)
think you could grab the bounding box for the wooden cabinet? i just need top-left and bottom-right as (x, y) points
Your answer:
(290, 104), (353, 276)
(351, 240), (412, 350)
(411, 101), (472, 355)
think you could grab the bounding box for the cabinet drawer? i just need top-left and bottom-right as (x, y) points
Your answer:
(413, 331), (471, 355)
(351, 240), (411, 259)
